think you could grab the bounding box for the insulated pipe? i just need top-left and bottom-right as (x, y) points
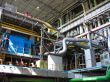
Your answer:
(70, 66), (110, 82)
(45, 38), (89, 55)
(68, 42), (89, 49)
(34, 18), (58, 31)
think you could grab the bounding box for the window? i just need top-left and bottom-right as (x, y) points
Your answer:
(61, 4), (83, 24)
(52, 19), (60, 28)
(89, 0), (105, 8)
(96, 0), (105, 5)
(62, 13), (70, 24)
(73, 5), (83, 15)
(91, 0), (96, 7)
(62, 14), (67, 24)
(71, 9), (75, 19)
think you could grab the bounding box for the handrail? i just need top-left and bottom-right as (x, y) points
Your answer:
(70, 65), (110, 82)
(1, 22), (40, 37)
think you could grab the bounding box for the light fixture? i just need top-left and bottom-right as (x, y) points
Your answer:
(36, 6), (40, 10)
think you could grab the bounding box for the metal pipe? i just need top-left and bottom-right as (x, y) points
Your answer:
(34, 18), (57, 31)
(45, 38), (89, 55)
(68, 42), (89, 49)
(70, 66), (110, 82)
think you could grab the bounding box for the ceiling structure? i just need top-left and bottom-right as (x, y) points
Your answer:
(0, 0), (78, 22)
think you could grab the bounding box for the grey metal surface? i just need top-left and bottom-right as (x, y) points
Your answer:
(0, 65), (68, 78)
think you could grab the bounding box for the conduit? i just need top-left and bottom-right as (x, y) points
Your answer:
(70, 66), (110, 82)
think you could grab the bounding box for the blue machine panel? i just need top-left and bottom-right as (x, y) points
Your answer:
(9, 34), (31, 55)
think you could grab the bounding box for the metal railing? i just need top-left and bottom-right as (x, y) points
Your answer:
(0, 42), (39, 57)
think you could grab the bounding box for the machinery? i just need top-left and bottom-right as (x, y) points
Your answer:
(0, 1), (110, 82)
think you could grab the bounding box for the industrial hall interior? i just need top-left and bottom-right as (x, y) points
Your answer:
(0, 0), (110, 82)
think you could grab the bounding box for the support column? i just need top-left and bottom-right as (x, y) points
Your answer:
(93, 0), (97, 6)
(79, 25), (83, 34)
(88, 0), (93, 8)
(59, 18), (62, 27)
(84, 23), (96, 68)
(97, 18), (101, 26)
(82, 1), (96, 68)
(0, 8), (2, 49)
(40, 27), (44, 59)
(30, 36), (35, 55)
(81, 0), (90, 12)
(0, 7), (2, 20)
(107, 13), (110, 22)
(93, 19), (98, 28)
(107, 12), (110, 52)
(108, 35), (110, 53)
(84, 49), (93, 68)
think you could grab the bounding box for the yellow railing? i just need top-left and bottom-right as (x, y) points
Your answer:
(1, 22), (40, 37)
